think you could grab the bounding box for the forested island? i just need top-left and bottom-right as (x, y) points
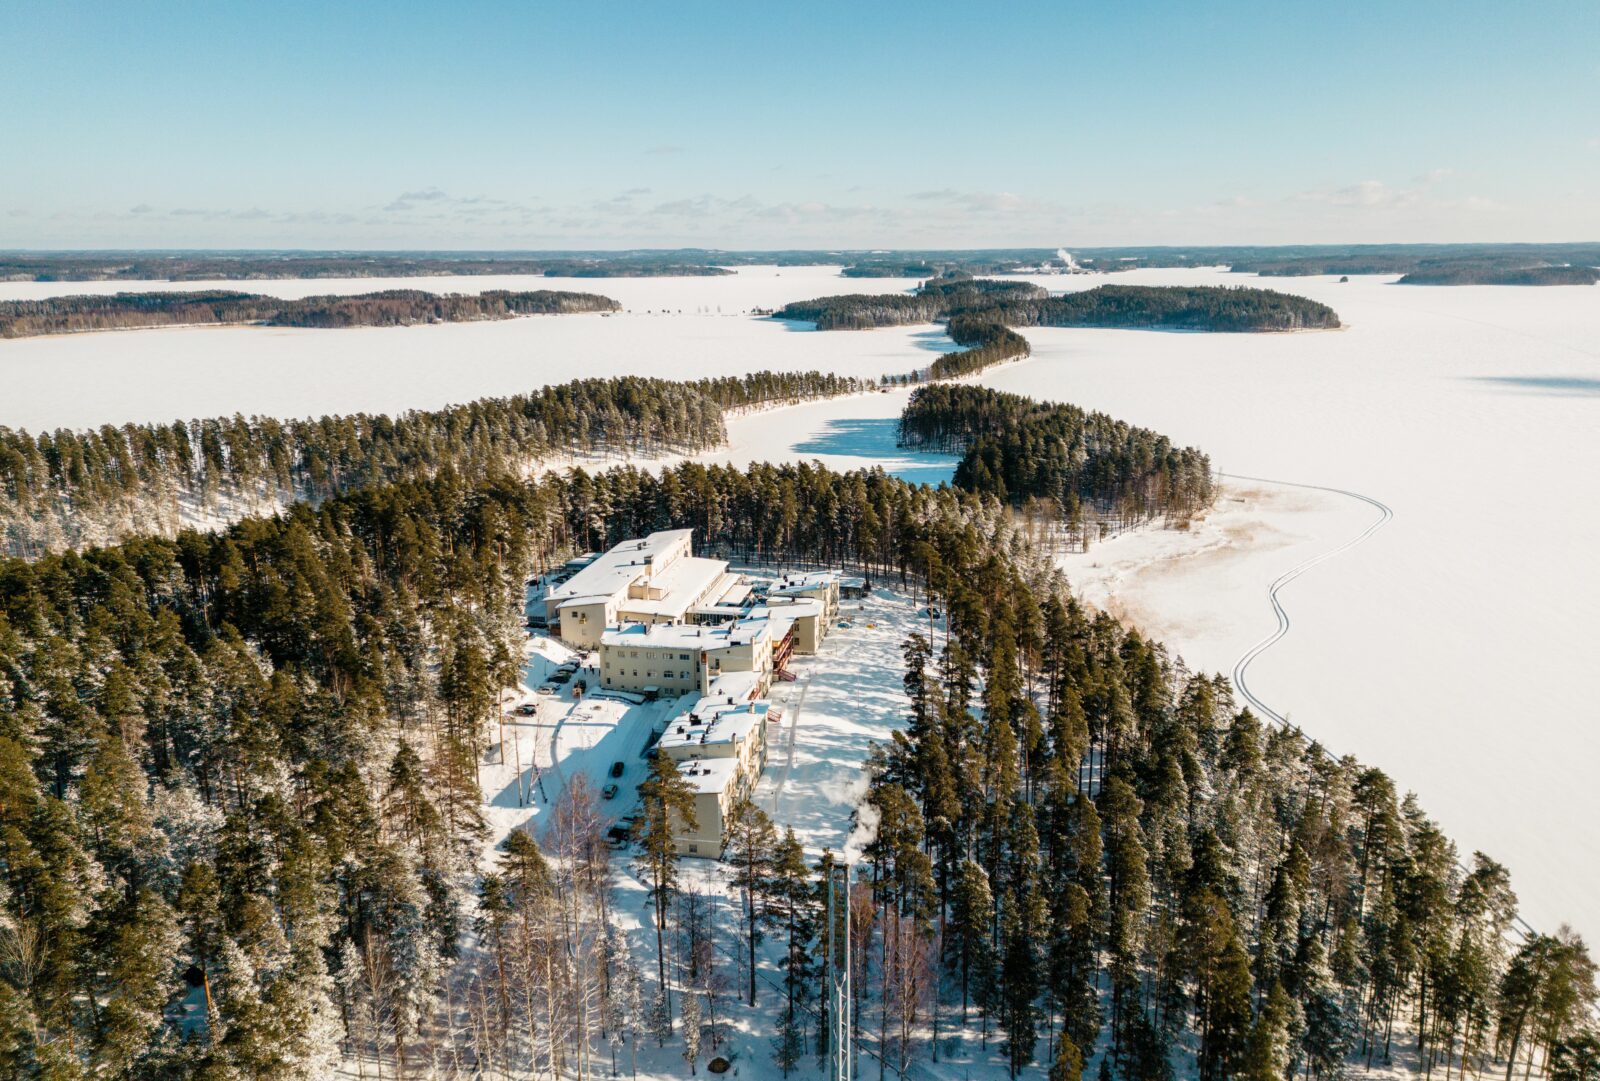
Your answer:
(0, 252), (734, 282)
(0, 289), (620, 338)
(778, 281), (1341, 333)
(1397, 265), (1599, 286)
(0, 370), (871, 556)
(774, 278), (1047, 329)
(0, 444), (1592, 1078)
(900, 383), (1214, 537)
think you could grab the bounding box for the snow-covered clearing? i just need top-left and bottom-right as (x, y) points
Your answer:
(478, 578), (937, 1078)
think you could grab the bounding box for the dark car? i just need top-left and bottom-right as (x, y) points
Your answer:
(610, 761), (625, 779)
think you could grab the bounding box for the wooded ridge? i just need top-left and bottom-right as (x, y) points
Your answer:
(776, 281), (1341, 332)
(1396, 266), (1599, 286)
(899, 383), (1215, 532)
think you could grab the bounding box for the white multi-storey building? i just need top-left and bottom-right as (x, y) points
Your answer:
(544, 529), (745, 648)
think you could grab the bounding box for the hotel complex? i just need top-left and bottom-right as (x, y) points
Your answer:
(543, 530), (842, 856)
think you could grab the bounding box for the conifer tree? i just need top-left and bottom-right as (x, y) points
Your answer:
(723, 795), (778, 1007)
(634, 749), (697, 998)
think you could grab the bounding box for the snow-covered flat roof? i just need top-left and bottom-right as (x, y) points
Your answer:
(700, 669), (762, 703)
(601, 618), (772, 651)
(660, 700), (770, 752)
(546, 529), (695, 607)
(749, 597), (822, 618)
(712, 579), (753, 606)
(676, 755), (740, 795)
(770, 570), (839, 597)
(618, 559), (734, 617)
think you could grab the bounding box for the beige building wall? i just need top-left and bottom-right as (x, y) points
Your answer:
(598, 642), (700, 695)
(673, 792), (727, 858)
(661, 707), (770, 858)
(556, 600), (614, 648)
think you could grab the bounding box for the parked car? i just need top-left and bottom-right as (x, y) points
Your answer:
(606, 824), (630, 848)
(602, 783), (619, 800)
(535, 683), (558, 696)
(515, 703), (538, 716)
(610, 761), (625, 779)
(573, 678), (588, 695)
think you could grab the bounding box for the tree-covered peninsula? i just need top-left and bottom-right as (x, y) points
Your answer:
(899, 383), (1215, 534)
(0, 289), (621, 338)
(0, 449), (1589, 1078)
(0, 370), (870, 556)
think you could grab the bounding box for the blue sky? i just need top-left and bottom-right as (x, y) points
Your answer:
(4, 0), (1597, 249)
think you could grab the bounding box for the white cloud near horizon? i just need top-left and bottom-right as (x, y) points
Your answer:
(1, 172), (1581, 250)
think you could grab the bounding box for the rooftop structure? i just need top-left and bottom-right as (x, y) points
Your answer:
(544, 529), (745, 647)
(659, 697), (772, 756)
(768, 570), (841, 643)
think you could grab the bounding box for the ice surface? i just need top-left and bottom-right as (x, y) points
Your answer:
(986, 268), (1600, 941)
(0, 266), (930, 431)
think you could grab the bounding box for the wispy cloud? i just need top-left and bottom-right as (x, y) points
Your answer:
(384, 187), (450, 212)
(1296, 169), (1471, 211)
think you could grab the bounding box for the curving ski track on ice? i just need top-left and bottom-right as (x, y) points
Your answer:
(1221, 473), (1394, 727)
(1218, 475), (1544, 945)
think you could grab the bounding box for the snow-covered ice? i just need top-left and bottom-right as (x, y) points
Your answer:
(0, 266), (935, 431)
(984, 268), (1600, 942)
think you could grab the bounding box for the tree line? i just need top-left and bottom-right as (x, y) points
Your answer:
(0, 253), (738, 283)
(975, 285), (1340, 332)
(879, 321), (1033, 386)
(0, 370), (872, 557)
(1396, 266), (1599, 286)
(899, 383), (1215, 537)
(0, 289), (621, 338)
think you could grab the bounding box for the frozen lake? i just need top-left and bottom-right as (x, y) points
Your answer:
(989, 268), (1600, 941)
(5, 262), (1596, 942)
(0, 266), (935, 430)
